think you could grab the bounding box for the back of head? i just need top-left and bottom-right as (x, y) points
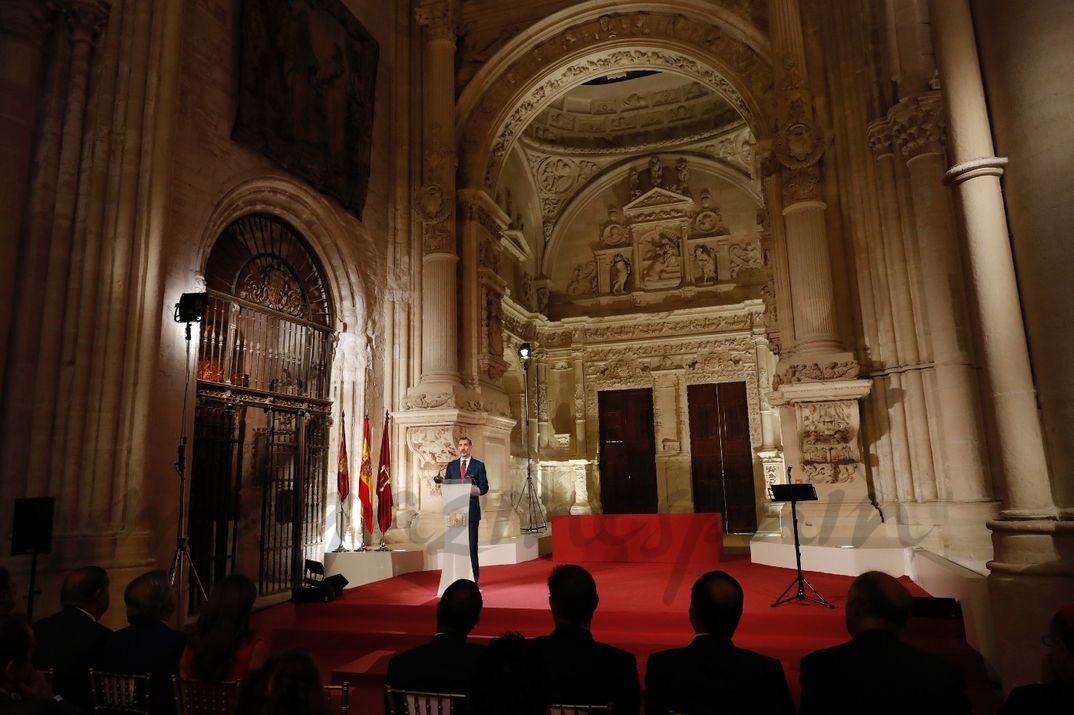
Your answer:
(689, 570), (744, 639)
(547, 564), (599, 627)
(124, 569), (175, 622)
(191, 573), (258, 681)
(1045, 603), (1074, 683)
(845, 571), (912, 636)
(237, 649), (328, 715)
(61, 565), (110, 617)
(437, 579), (483, 636)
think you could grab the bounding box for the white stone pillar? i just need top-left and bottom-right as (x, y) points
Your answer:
(889, 93), (991, 505)
(931, 0), (1052, 519)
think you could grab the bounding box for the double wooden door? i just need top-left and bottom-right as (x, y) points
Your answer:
(687, 381), (756, 533)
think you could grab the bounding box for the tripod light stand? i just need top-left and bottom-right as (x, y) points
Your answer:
(170, 293), (210, 610)
(514, 343), (546, 533)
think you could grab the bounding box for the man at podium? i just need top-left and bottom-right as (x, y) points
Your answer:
(444, 437), (489, 583)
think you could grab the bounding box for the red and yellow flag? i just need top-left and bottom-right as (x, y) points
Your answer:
(358, 414), (374, 535)
(337, 411), (350, 501)
(376, 411), (393, 535)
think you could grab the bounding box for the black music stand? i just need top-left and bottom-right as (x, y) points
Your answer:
(769, 480), (834, 608)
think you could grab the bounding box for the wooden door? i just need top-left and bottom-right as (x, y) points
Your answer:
(598, 389), (658, 514)
(687, 382), (757, 532)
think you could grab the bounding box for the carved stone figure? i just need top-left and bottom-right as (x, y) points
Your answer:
(649, 154), (663, 188)
(628, 166), (641, 200)
(694, 244), (716, 283)
(675, 157), (690, 195)
(610, 253), (631, 294)
(644, 233), (682, 282)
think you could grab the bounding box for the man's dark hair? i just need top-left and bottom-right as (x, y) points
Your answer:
(60, 565), (109, 608)
(690, 570), (744, 639)
(124, 569), (174, 621)
(437, 579), (483, 635)
(0, 613), (32, 673)
(547, 564), (599, 626)
(847, 571), (912, 632)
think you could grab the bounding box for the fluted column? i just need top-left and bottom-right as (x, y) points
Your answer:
(0, 0), (52, 394)
(931, 0), (1052, 519)
(888, 92), (992, 506)
(414, 0), (459, 384)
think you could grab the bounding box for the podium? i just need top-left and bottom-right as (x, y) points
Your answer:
(437, 479), (474, 596)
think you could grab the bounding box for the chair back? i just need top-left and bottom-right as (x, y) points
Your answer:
(547, 704), (613, 715)
(172, 676), (241, 715)
(384, 685), (467, 715)
(89, 669), (152, 715)
(325, 681), (350, 715)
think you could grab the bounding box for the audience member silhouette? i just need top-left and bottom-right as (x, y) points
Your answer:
(999, 602), (1074, 713)
(236, 649), (330, 715)
(179, 573), (268, 681)
(386, 578), (485, 695)
(0, 614), (81, 713)
(469, 631), (545, 715)
(32, 565), (112, 711)
(529, 564), (640, 714)
(0, 567), (15, 615)
(645, 570), (794, 715)
(98, 569), (187, 715)
(798, 570), (970, 715)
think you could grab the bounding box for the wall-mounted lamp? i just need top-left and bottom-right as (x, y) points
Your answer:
(518, 342), (531, 364)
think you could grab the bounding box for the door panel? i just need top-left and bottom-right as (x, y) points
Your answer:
(687, 382), (757, 533)
(598, 389), (658, 514)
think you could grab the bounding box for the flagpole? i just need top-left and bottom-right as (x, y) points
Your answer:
(333, 403), (351, 552)
(376, 410), (393, 551)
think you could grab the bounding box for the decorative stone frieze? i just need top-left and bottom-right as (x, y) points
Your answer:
(888, 92), (945, 159)
(781, 164), (822, 203)
(772, 359), (860, 389)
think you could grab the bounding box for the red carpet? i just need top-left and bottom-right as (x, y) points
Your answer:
(251, 554), (1000, 713)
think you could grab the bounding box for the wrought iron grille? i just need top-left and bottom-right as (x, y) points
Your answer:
(197, 292), (333, 401)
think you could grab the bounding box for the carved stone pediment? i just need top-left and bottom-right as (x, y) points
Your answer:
(622, 187), (695, 223)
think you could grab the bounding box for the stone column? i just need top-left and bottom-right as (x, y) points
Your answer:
(931, 0), (1051, 519)
(767, 0), (873, 539)
(0, 0), (52, 395)
(414, 0), (459, 387)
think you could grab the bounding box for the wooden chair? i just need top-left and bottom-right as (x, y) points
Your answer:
(88, 669), (152, 715)
(171, 677), (240, 715)
(547, 704), (613, 715)
(384, 684), (467, 715)
(325, 681), (350, 715)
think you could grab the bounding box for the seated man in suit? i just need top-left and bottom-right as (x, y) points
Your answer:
(799, 570), (970, 715)
(32, 565), (112, 711)
(645, 570), (795, 715)
(999, 601), (1074, 713)
(386, 578), (485, 695)
(98, 569), (187, 715)
(530, 564), (640, 715)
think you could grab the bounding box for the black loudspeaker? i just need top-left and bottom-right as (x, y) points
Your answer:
(322, 573), (349, 596)
(291, 572), (349, 604)
(11, 497), (55, 555)
(912, 595), (962, 619)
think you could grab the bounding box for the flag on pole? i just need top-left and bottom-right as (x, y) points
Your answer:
(336, 410), (351, 539)
(376, 411), (393, 535)
(358, 414), (374, 536)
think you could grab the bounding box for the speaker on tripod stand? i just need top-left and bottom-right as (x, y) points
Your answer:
(514, 343), (546, 533)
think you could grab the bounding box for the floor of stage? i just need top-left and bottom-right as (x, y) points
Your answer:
(251, 554), (1002, 714)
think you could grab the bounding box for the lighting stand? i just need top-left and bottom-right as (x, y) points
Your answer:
(169, 300), (210, 609)
(514, 347), (546, 533)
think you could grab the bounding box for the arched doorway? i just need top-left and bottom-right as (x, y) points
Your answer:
(189, 214), (335, 606)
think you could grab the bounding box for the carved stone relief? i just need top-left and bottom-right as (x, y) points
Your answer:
(797, 401), (861, 485)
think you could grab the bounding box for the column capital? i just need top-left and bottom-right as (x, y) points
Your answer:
(415, 0), (458, 45)
(865, 119), (895, 159)
(780, 165), (823, 204)
(888, 92), (946, 159)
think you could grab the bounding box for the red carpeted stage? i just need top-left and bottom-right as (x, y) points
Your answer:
(252, 550), (1000, 713)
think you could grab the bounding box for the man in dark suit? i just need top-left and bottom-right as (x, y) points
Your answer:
(32, 565), (112, 711)
(645, 570), (795, 715)
(530, 564), (640, 714)
(385, 578), (484, 694)
(444, 436), (489, 583)
(798, 570), (971, 715)
(98, 569), (187, 715)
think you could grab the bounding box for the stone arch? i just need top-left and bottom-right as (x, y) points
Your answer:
(455, 3), (775, 192)
(542, 153), (764, 279)
(198, 175), (378, 345)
